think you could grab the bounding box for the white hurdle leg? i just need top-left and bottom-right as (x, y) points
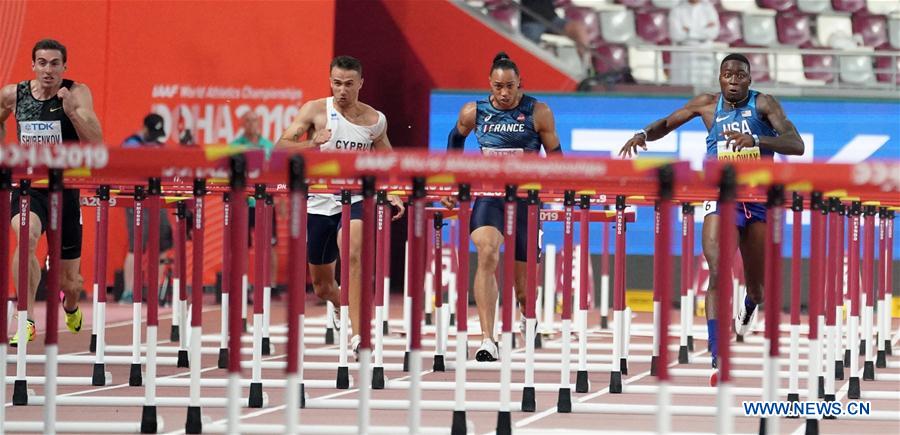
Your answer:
(172, 278), (181, 341)
(788, 323), (800, 398)
(686, 288), (695, 350)
(600, 274), (610, 329)
(130, 302), (142, 386)
(43, 343), (58, 432)
(357, 348), (372, 435)
(1, 343), (6, 433)
(652, 300), (661, 373)
(263, 284), (272, 355)
(241, 274), (249, 330)
(219, 296), (229, 368)
(863, 304), (875, 379)
(325, 300), (336, 345)
(849, 313), (860, 397)
(93, 301), (107, 385)
(542, 244), (556, 333)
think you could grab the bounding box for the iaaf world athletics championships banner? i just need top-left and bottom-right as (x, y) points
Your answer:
(429, 91), (900, 257)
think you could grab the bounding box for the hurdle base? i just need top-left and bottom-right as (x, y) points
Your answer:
(844, 349), (851, 367)
(650, 355), (658, 376)
(261, 337), (271, 356)
(403, 351), (409, 372)
(786, 393), (800, 419)
(823, 394), (837, 419)
(687, 335), (694, 351)
(177, 349), (190, 368)
(848, 377), (860, 399)
(336, 366), (350, 389)
(425, 312), (432, 325)
(736, 334), (744, 343)
(885, 339), (892, 356)
(576, 370), (589, 393)
(129, 363), (143, 386)
(521, 386), (536, 412)
(620, 358), (628, 375)
(217, 348), (228, 369)
(556, 387), (572, 413)
(863, 361), (875, 380)
(90, 334), (97, 353)
(834, 361), (844, 380)
(300, 383), (306, 408)
(12, 379), (28, 405)
(535, 332), (542, 349)
(140, 405), (157, 433)
(92, 362), (106, 386)
(170, 325), (180, 343)
(678, 345), (689, 364)
(859, 340), (866, 356)
(449, 313), (455, 326)
(817, 376), (824, 399)
(382, 320), (389, 335)
(609, 371), (622, 394)
(185, 405), (202, 434)
(496, 411), (512, 435)
(805, 419), (819, 435)
(248, 382), (264, 408)
(372, 366), (385, 389)
(433, 354), (445, 372)
(759, 417), (767, 435)
(600, 316), (608, 329)
(451, 410), (467, 435)
(876, 350), (886, 368)
(325, 328), (335, 345)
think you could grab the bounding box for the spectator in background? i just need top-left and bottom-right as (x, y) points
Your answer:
(121, 113), (174, 303)
(231, 110), (279, 289)
(669, 0), (720, 87)
(520, 0), (593, 74)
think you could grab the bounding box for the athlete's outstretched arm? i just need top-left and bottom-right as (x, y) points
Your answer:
(64, 84), (103, 144)
(619, 93), (716, 158)
(755, 94), (804, 156)
(0, 84), (15, 141)
(534, 102), (561, 154)
(276, 99), (326, 149)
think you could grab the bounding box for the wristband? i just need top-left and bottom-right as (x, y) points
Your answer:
(752, 134), (760, 147)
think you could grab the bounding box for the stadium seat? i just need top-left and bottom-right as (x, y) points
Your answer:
(757, 0), (797, 12)
(570, 0), (616, 9)
(743, 13), (778, 46)
(867, 0), (900, 15)
(831, 0), (866, 13)
(774, 53), (826, 85)
(651, 0), (679, 8)
(802, 47), (837, 82)
(777, 11), (813, 46)
(798, 0), (833, 13)
(727, 47), (773, 82)
(853, 13), (889, 47)
(874, 50), (900, 84)
(628, 45), (667, 83)
(839, 53), (875, 83)
(488, 3), (520, 33)
(817, 14), (854, 47)
(565, 7), (602, 42)
(615, 0), (650, 8)
(717, 10), (744, 44)
(891, 17), (900, 49)
(599, 8), (636, 43)
(592, 43), (629, 73)
(635, 8), (669, 44)
(722, 0), (767, 12)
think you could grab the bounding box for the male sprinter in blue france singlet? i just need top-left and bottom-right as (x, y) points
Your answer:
(442, 52), (562, 362)
(618, 54), (805, 384)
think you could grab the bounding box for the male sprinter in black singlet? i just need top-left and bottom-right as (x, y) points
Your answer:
(441, 52), (562, 361)
(0, 39), (103, 345)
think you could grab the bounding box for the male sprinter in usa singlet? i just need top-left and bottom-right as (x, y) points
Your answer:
(277, 56), (404, 359)
(441, 52), (562, 362)
(619, 54), (804, 382)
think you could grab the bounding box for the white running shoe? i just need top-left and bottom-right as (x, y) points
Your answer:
(736, 299), (758, 337)
(350, 334), (361, 361)
(475, 338), (499, 362)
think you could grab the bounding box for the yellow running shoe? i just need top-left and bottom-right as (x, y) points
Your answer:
(10, 320), (35, 347)
(65, 306), (83, 333)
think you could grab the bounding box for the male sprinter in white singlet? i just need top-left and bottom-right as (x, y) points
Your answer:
(277, 55), (404, 358)
(0, 39), (103, 346)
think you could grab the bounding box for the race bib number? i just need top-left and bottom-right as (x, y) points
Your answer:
(20, 120), (62, 145)
(702, 200), (717, 217)
(716, 141), (760, 161)
(482, 148), (524, 156)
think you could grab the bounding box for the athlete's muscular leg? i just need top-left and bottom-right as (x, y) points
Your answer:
(471, 226), (503, 342)
(739, 221), (766, 305)
(60, 258), (83, 312)
(11, 213), (42, 320)
(702, 214), (721, 321)
(336, 220), (363, 335)
(309, 263), (341, 308)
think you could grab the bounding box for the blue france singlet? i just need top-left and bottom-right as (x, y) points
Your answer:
(474, 94), (541, 155)
(705, 90), (778, 160)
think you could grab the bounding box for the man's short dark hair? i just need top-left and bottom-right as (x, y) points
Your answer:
(32, 39), (67, 63)
(330, 55), (362, 77)
(720, 53), (750, 72)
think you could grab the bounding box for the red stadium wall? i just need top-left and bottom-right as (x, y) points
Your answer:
(332, 0), (578, 149)
(2, 1), (336, 296)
